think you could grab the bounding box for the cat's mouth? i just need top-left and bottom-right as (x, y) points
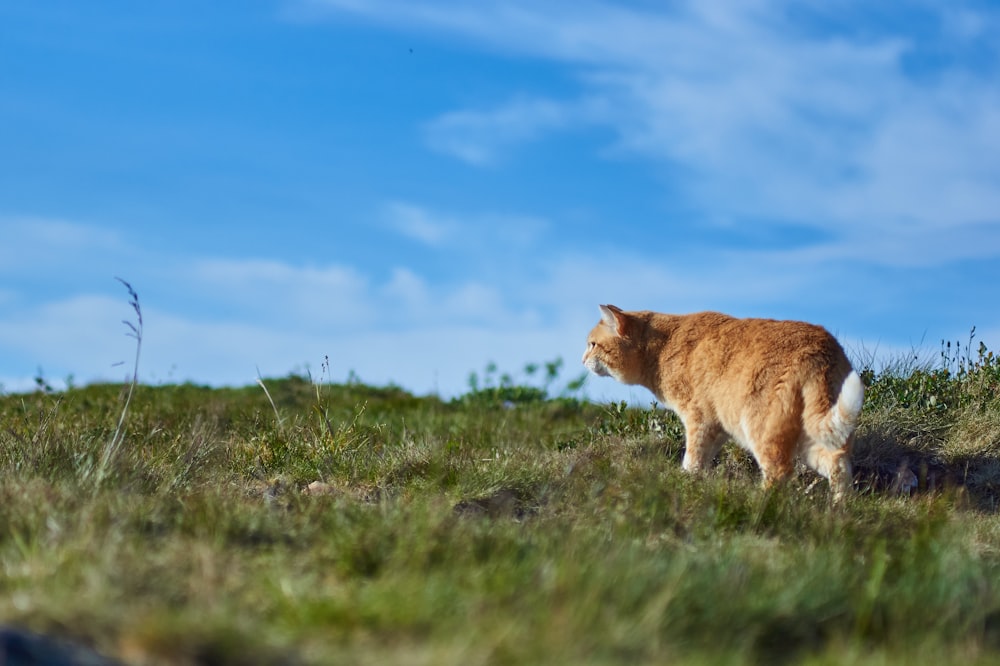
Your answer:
(584, 358), (611, 377)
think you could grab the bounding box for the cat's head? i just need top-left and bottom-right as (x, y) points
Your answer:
(582, 304), (644, 385)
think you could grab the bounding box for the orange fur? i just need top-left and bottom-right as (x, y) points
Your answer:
(582, 305), (864, 501)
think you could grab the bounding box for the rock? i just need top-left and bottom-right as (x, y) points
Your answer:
(0, 626), (121, 666)
(302, 481), (339, 496)
(454, 488), (530, 519)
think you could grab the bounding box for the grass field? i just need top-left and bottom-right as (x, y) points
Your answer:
(2, 342), (1000, 664)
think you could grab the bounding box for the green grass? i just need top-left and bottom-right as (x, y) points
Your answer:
(2, 354), (1000, 664)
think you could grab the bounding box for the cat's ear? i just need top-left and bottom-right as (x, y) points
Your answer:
(599, 304), (629, 337)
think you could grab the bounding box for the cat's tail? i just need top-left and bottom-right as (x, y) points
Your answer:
(824, 370), (865, 447)
(804, 370), (864, 503)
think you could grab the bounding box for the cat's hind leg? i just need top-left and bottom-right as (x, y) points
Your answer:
(802, 438), (854, 503)
(747, 412), (800, 488)
(801, 373), (861, 502)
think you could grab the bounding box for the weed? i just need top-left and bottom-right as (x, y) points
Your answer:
(89, 278), (143, 487)
(459, 357), (588, 407)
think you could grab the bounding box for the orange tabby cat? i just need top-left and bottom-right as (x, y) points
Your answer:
(582, 305), (864, 501)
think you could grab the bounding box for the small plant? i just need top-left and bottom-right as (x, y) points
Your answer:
(596, 400), (683, 441)
(460, 360), (549, 405)
(459, 357), (589, 406)
(33, 367), (55, 394)
(90, 277), (143, 486)
(861, 328), (1000, 415)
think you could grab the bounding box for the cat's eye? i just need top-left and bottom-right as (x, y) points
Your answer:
(588, 341), (596, 349)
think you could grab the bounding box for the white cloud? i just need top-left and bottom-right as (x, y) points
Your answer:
(424, 97), (583, 165)
(1, 217), (124, 250)
(442, 282), (506, 322)
(528, 252), (812, 325)
(187, 258), (376, 327)
(0, 294), (141, 385)
(383, 202), (454, 246)
(302, 0), (1000, 265)
(191, 258), (368, 292)
(382, 266), (430, 307)
(380, 267), (517, 329)
(0, 217), (128, 272)
(941, 7), (991, 40)
(383, 201), (548, 252)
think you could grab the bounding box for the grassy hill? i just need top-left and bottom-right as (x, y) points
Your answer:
(1, 348), (1000, 664)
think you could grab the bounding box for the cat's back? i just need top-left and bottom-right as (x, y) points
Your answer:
(655, 310), (851, 376)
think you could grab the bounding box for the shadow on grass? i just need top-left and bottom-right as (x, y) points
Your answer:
(853, 424), (1000, 511)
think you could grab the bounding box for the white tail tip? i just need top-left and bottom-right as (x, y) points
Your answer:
(839, 370), (865, 423)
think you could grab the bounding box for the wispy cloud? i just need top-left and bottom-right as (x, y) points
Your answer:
(383, 202), (455, 246)
(188, 258), (376, 328)
(0, 217), (127, 271)
(424, 97), (583, 165)
(383, 201), (548, 251)
(378, 267), (508, 327)
(301, 0), (1000, 265)
(0, 294), (138, 389)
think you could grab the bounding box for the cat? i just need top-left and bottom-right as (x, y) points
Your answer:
(582, 304), (864, 501)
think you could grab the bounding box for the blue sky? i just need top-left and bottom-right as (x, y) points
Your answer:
(2, 1), (999, 401)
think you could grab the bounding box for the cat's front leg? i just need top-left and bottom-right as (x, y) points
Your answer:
(680, 417), (726, 473)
